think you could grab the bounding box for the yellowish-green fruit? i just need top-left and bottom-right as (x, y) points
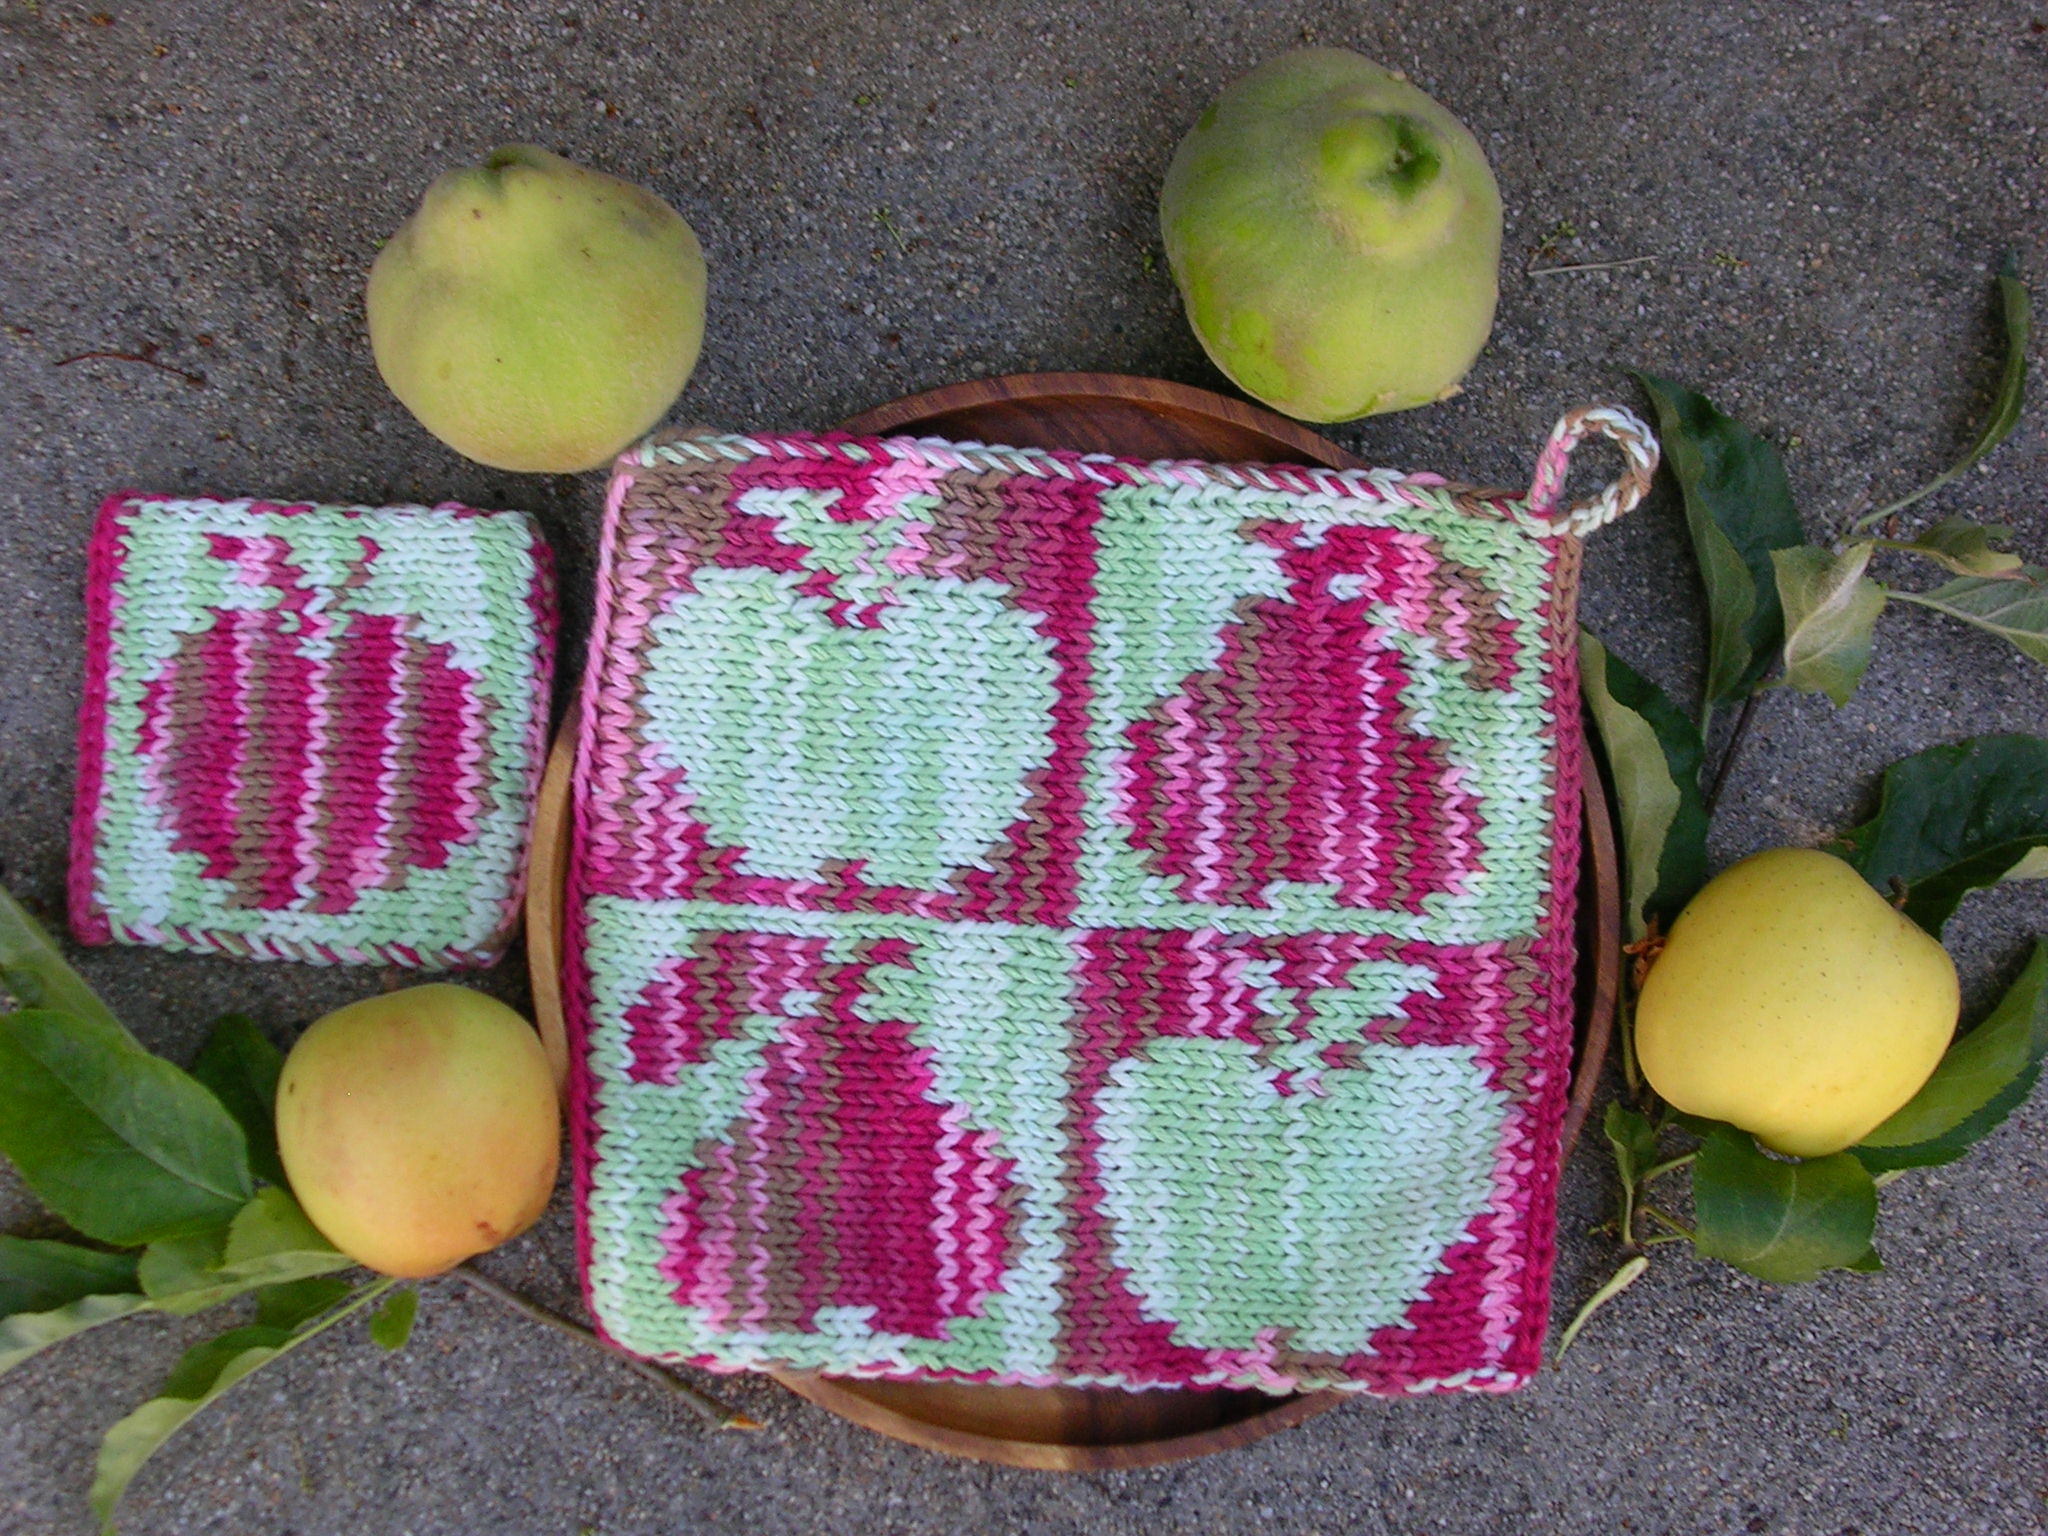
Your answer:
(367, 145), (706, 472)
(276, 984), (559, 1278)
(1158, 49), (1502, 422)
(1635, 848), (1958, 1158)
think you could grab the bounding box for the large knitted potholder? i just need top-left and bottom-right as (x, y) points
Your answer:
(71, 492), (556, 969)
(566, 408), (1656, 1395)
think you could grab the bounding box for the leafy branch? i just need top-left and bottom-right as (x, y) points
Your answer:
(0, 886), (752, 1533)
(1566, 258), (2046, 1356)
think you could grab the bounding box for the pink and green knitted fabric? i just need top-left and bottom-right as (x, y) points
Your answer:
(71, 491), (556, 969)
(566, 412), (1655, 1395)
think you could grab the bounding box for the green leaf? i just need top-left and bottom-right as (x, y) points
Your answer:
(1, 1290), (154, 1376)
(91, 1324), (293, 1532)
(1773, 543), (1887, 706)
(1853, 256), (2032, 530)
(1845, 1248), (1885, 1274)
(1577, 632), (1712, 938)
(1603, 1100), (1659, 1188)
(254, 1276), (352, 1330)
(1923, 256), (2032, 489)
(1830, 734), (2048, 934)
(0, 885), (123, 1033)
(189, 1016), (286, 1188)
(139, 1189), (349, 1316)
(1634, 373), (1807, 706)
(369, 1287), (418, 1351)
(2005, 847), (2048, 882)
(1875, 517), (2024, 577)
(136, 1226), (227, 1307)
(0, 1234), (139, 1316)
(1973, 252), (2033, 472)
(1854, 940), (2048, 1171)
(90, 1276), (395, 1531)
(0, 1010), (254, 1245)
(1891, 566), (2048, 666)
(1692, 1126), (1879, 1284)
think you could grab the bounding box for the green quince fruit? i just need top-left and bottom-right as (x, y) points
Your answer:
(1159, 49), (1502, 422)
(367, 145), (706, 473)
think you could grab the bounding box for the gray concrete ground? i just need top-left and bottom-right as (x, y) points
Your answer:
(3, 2), (2046, 1532)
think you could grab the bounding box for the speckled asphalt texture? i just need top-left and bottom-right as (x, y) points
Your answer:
(3, 3), (2045, 1533)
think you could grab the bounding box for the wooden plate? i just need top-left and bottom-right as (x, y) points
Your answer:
(525, 371), (1621, 1469)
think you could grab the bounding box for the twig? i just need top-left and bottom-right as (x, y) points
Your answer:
(1702, 691), (1763, 814)
(1555, 1255), (1649, 1361)
(452, 1264), (759, 1431)
(1528, 255), (1658, 277)
(54, 344), (206, 388)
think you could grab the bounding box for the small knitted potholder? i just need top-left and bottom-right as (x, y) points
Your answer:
(72, 492), (556, 969)
(566, 408), (1656, 1395)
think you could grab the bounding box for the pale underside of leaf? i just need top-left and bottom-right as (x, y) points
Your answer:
(1581, 640), (1681, 937)
(2005, 848), (2048, 881)
(0, 1291), (154, 1376)
(1773, 543), (1886, 706)
(1878, 517), (2024, 577)
(1891, 567), (2048, 665)
(90, 1332), (288, 1532)
(141, 1190), (350, 1316)
(1577, 632), (1710, 939)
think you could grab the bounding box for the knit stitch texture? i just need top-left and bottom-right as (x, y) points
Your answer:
(71, 491), (556, 969)
(567, 412), (1654, 1394)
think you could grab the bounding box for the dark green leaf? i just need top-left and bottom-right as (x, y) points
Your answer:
(369, 1287), (418, 1351)
(1875, 517), (2024, 578)
(91, 1325), (293, 1532)
(0, 1235), (139, 1317)
(1830, 734), (2048, 934)
(0, 1010), (254, 1244)
(0, 885), (123, 1033)
(254, 1276), (352, 1330)
(1773, 543), (1887, 706)
(1975, 253), (2032, 469)
(1578, 632), (1711, 938)
(1845, 1248), (1886, 1274)
(1692, 1126), (1879, 1284)
(1853, 256), (2032, 529)
(1, 1291), (153, 1376)
(1854, 940), (2048, 1170)
(140, 1190), (349, 1316)
(1603, 1100), (1659, 1188)
(1669, 1109), (1727, 1140)
(1941, 255), (2031, 484)
(189, 1016), (286, 1188)
(1634, 373), (1807, 705)
(1891, 566), (2048, 666)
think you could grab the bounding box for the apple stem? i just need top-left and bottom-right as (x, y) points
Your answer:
(451, 1264), (760, 1431)
(1637, 1204), (1693, 1240)
(1555, 1255), (1650, 1361)
(1639, 1152), (1697, 1186)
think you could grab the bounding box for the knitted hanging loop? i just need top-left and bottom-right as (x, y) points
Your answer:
(1520, 403), (1660, 535)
